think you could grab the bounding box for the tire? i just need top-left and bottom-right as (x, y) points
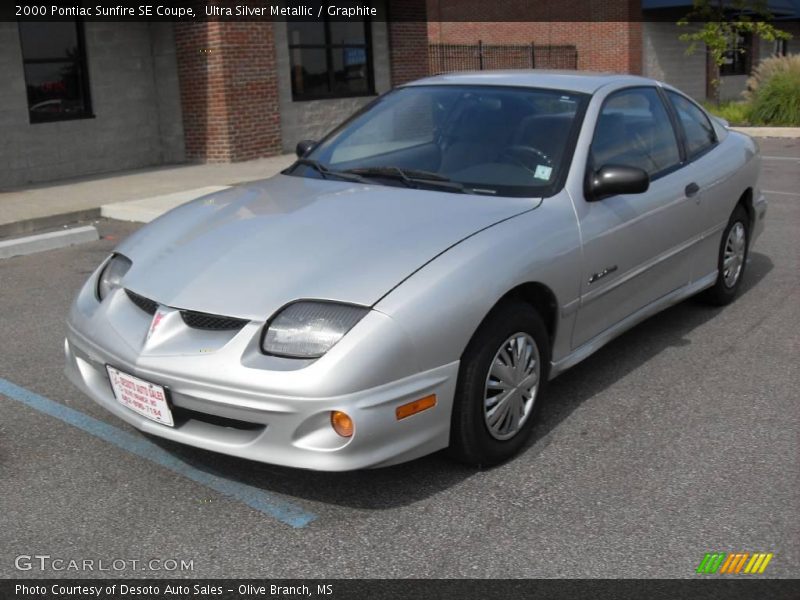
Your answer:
(700, 204), (750, 306)
(448, 300), (550, 467)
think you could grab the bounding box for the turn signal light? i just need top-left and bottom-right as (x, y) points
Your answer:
(396, 394), (437, 420)
(330, 410), (354, 437)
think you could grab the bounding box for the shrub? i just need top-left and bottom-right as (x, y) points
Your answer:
(738, 54), (800, 126)
(748, 67), (800, 126)
(743, 54), (800, 102)
(704, 101), (751, 126)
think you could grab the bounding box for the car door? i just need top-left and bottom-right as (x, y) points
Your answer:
(571, 86), (705, 349)
(663, 90), (728, 283)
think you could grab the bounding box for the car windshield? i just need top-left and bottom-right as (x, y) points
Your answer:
(288, 85), (588, 197)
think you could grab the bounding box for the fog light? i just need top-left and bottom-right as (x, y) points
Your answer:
(330, 410), (354, 438)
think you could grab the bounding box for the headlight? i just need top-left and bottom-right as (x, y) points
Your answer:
(96, 253), (132, 301)
(261, 301), (369, 358)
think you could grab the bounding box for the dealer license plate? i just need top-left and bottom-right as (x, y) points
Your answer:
(106, 366), (174, 427)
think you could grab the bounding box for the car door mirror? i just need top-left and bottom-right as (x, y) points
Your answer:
(295, 140), (317, 158)
(588, 165), (650, 200)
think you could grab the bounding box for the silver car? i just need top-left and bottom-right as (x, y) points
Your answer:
(65, 72), (765, 470)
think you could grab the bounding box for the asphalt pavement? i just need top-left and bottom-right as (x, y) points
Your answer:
(0, 139), (797, 579)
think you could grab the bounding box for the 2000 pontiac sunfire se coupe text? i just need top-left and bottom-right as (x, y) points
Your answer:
(66, 72), (766, 470)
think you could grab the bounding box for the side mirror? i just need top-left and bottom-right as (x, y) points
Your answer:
(588, 165), (649, 200)
(295, 139), (317, 158)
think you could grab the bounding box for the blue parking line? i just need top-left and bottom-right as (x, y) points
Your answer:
(0, 377), (317, 528)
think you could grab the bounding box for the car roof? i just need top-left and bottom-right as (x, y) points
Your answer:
(405, 70), (660, 94)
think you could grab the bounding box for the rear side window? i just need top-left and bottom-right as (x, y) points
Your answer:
(667, 91), (717, 159)
(589, 87), (681, 177)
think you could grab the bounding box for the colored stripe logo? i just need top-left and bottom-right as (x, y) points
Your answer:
(696, 552), (773, 574)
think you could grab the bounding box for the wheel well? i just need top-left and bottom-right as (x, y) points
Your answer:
(498, 282), (558, 347)
(738, 188), (754, 226)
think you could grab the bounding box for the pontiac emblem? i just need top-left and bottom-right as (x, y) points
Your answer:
(147, 311), (166, 341)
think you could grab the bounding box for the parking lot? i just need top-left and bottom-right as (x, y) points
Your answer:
(0, 139), (797, 579)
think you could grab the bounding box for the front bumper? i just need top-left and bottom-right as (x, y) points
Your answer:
(65, 329), (457, 470)
(64, 280), (458, 471)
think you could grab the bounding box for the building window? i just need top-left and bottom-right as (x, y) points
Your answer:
(773, 39), (788, 57)
(720, 32), (752, 76)
(287, 18), (374, 101)
(18, 21), (93, 123)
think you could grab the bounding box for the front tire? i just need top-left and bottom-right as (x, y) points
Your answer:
(448, 300), (550, 467)
(701, 204), (750, 306)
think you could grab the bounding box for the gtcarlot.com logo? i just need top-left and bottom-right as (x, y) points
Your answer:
(14, 554), (194, 572)
(696, 552), (774, 574)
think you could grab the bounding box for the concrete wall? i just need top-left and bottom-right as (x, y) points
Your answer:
(758, 23), (800, 61)
(644, 21), (800, 104)
(719, 75), (748, 102)
(0, 22), (184, 189)
(642, 21), (706, 101)
(150, 24), (185, 164)
(273, 20), (392, 153)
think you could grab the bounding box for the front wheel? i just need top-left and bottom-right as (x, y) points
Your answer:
(701, 204), (750, 306)
(448, 300), (550, 467)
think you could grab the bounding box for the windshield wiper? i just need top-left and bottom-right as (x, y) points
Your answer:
(293, 158), (367, 184)
(345, 166), (415, 188)
(344, 166), (468, 193)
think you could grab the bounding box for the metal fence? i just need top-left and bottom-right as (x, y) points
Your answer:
(429, 42), (578, 75)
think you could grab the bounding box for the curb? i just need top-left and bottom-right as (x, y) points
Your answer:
(0, 208), (101, 240)
(731, 127), (800, 138)
(0, 225), (99, 260)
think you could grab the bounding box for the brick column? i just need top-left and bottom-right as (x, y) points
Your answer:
(174, 22), (281, 162)
(388, 0), (429, 86)
(608, 0), (644, 75)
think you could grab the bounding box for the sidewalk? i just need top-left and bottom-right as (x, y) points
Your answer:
(0, 154), (295, 237)
(731, 126), (800, 138)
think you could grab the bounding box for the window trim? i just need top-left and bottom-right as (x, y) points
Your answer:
(663, 89), (719, 162)
(585, 85), (685, 195)
(18, 19), (94, 124)
(287, 18), (375, 102)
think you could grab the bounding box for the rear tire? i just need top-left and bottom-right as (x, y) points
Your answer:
(448, 300), (550, 467)
(701, 204), (750, 306)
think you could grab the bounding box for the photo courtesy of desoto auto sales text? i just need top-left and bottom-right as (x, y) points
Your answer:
(0, 1), (798, 599)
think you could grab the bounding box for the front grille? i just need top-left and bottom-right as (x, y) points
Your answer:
(172, 405), (263, 431)
(125, 289), (158, 315)
(180, 310), (249, 331)
(125, 289), (246, 331)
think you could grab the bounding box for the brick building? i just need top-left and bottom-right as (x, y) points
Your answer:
(1, 1), (429, 188)
(429, 0), (800, 101)
(1, 0), (797, 188)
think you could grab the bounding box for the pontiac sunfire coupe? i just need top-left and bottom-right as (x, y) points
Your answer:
(65, 72), (765, 470)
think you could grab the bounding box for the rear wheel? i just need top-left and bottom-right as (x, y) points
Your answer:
(448, 300), (550, 467)
(701, 204), (750, 306)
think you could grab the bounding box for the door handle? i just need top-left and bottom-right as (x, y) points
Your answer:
(685, 182), (700, 198)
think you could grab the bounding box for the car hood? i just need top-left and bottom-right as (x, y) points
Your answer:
(117, 174), (538, 320)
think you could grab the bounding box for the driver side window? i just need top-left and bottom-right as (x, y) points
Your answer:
(590, 87), (681, 178)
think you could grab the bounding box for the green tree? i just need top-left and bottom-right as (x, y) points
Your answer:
(677, 0), (791, 104)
